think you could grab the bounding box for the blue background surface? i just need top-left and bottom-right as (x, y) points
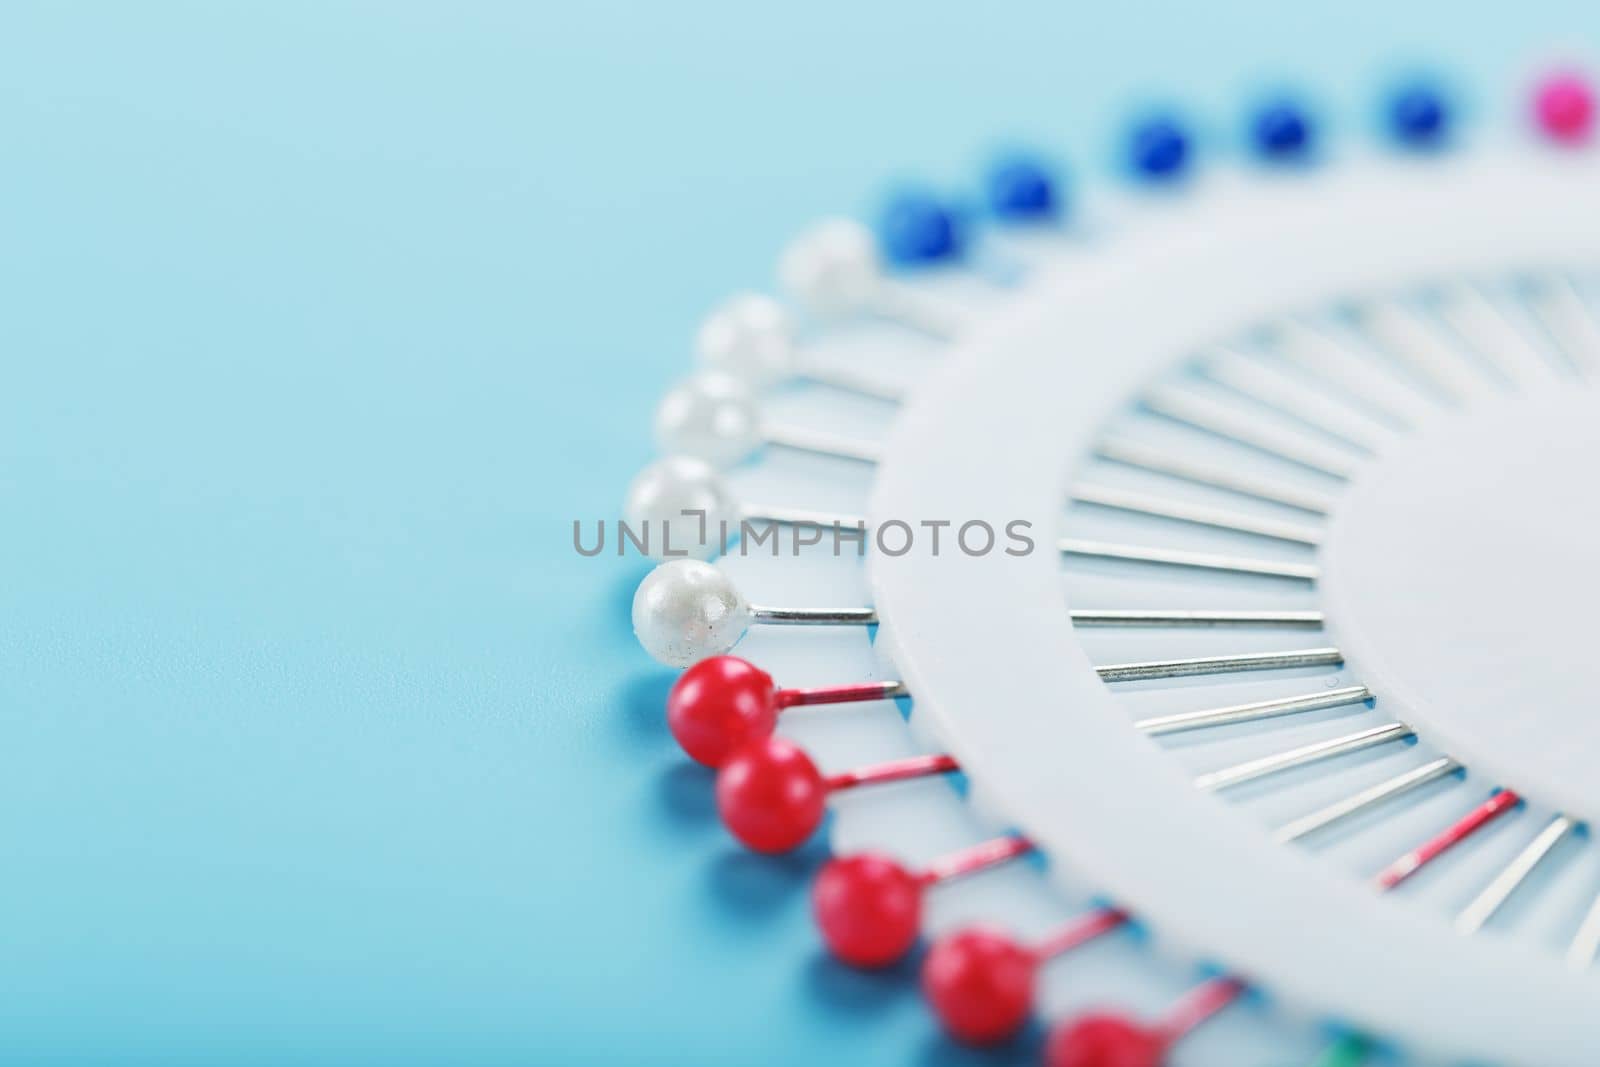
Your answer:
(1, 3), (1594, 1063)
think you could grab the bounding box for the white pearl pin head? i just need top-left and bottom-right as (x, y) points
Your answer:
(653, 372), (762, 467)
(623, 456), (736, 561)
(778, 217), (882, 318)
(694, 293), (795, 388)
(632, 559), (753, 668)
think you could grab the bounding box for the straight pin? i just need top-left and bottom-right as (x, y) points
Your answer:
(1071, 609), (1322, 628)
(1192, 722), (1412, 792)
(815, 835), (1034, 967)
(1061, 538), (1319, 580)
(740, 504), (867, 529)
(1143, 387), (1360, 478)
(1203, 347), (1391, 454)
(636, 560), (1336, 667)
(654, 372), (885, 468)
(925, 907), (1131, 1044)
(666, 654), (904, 766)
(751, 605), (878, 625)
(1095, 438), (1336, 514)
(1432, 283), (1557, 387)
(1354, 299), (1492, 403)
(1526, 272), (1600, 374)
(1153, 977), (1246, 1044)
(632, 559), (881, 666)
(1456, 814), (1577, 935)
(626, 456), (870, 561)
(1072, 483), (1323, 545)
(693, 292), (913, 401)
(760, 423), (883, 464)
(780, 217), (968, 340)
(1097, 646), (1343, 683)
(715, 736), (957, 852)
(1374, 789), (1520, 890)
(1052, 769), (1517, 1064)
(1046, 976), (1244, 1064)
(1136, 685), (1369, 737)
(797, 362), (908, 403)
(1270, 319), (1432, 428)
(1565, 889), (1600, 971)
(1274, 757), (1461, 844)
(1285, 786), (1526, 1067)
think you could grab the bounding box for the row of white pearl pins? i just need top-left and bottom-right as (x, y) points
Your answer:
(632, 263), (1600, 971)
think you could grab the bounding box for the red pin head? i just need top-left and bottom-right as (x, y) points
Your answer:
(1535, 71), (1595, 144)
(811, 852), (923, 967)
(921, 926), (1038, 1045)
(715, 737), (826, 853)
(1045, 1013), (1166, 1067)
(667, 656), (777, 767)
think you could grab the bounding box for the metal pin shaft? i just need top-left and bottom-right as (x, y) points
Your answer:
(1456, 814), (1576, 935)
(1097, 647), (1342, 683)
(1060, 538), (1319, 581)
(1136, 685), (1369, 737)
(1270, 319), (1432, 427)
(1274, 757), (1461, 844)
(761, 424), (882, 464)
(751, 606), (877, 625)
(1192, 722), (1412, 792)
(797, 364), (907, 403)
(1094, 439), (1335, 514)
(1071, 609), (1322, 628)
(1143, 388), (1358, 479)
(740, 505), (867, 529)
(1071, 483), (1323, 546)
(1566, 890), (1600, 971)
(1203, 347), (1390, 454)
(751, 606), (1324, 630)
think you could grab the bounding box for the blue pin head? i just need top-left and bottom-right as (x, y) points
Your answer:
(1387, 80), (1450, 148)
(984, 154), (1061, 222)
(1126, 114), (1191, 182)
(1250, 98), (1314, 162)
(877, 190), (964, 267)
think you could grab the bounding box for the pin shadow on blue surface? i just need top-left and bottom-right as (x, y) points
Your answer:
(615, 668), (679, 752)
(708, 834), (834, 924)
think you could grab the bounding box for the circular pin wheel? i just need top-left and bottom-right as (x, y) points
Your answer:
(626, 70), (1600, 1067)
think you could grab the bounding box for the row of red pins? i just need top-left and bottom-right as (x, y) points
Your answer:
(667, 655), (1522, 1066)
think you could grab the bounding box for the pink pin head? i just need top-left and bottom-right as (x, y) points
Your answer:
(811, 852), (924, 967)
(921, 926), (1038, 1044)
(715, 737), (826, 853)
(1045, 1013), (1167, 1067)
(1534, 70), (1595, 144)
(666, 655), (778, 767)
